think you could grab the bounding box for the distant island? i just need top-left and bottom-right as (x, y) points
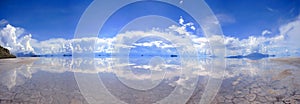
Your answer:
(170, 55), (178, 57)
(0, 46), (277, 60)
(226, 52), (275, 60)
(0, 45), (16, 59)
(16, 52), (72, 57)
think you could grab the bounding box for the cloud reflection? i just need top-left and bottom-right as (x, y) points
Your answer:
(1, 57), (297, 91)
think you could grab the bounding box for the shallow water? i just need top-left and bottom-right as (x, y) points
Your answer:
(0, 57), (299, 104)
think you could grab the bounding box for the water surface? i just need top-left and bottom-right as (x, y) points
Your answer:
(0, 57), (299, 104)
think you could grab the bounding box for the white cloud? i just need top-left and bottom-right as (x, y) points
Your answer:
(169, 16), (196, 36)
(261, 30), (272, 36)
(0, 17), (200, 55)
(179, 16), (184, 25)
(133, 40), (175, 49)
(31, 37), (115, 55)
(269, 16), (300, 56)
(0, 19), (8, 26)
(190, 26), (196, 30)
(31, 38), (70, 55)
(0, 24), (33, 54)
(1, 15), (300, 57)
(20, 34), (34, 52)
(219, 15), (300, 56)
(278, 17), (300, 46)
(266, 7), (275, 12)
(179, 0), (184, 4)
(215, 14), (236, 24)
(0, 24), (117, 55)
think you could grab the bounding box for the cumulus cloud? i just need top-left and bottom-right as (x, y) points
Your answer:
(215, 15), (300, 56)
(1, 15), (300, 57)
(223, 20), (300, 56)
(31, 37), (115, 55)
(0, 17), (203, 56)
(133, 40), (175, 49)
(0, 24), (117, 55)
(169, 16), (196, 36)
(269, 16), (300, 55)
(0, 24), (33, 54)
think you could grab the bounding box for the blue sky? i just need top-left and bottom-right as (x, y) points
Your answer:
(206, 0), (300, 39)
(0, 0), (92, 40)
(0, 0), (299, 40)
(98, 1), (201, 38)
(0, 0), (300, 56)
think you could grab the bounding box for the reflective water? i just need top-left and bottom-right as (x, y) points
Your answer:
(0, 57), (299, 104)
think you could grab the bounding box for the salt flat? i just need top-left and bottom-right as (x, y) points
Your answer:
(0, 57), (299, 104)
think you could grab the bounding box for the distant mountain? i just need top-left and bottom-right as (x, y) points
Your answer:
(16, 52), (37, 57)
(16, 52), (72, 57)
(0, 45), (16, 59)
(226, 55), (244, 59)
(226, 52), (275, 60)
(245, 53), (275, 60)
(170, 55), (178, 57)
